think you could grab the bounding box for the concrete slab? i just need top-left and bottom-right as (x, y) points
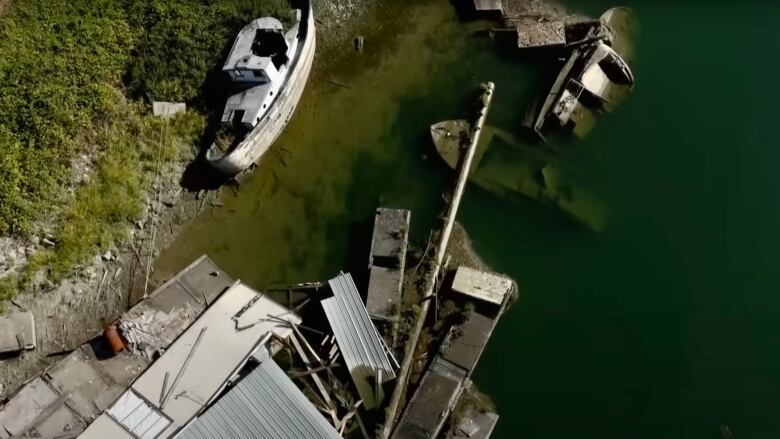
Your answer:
(0, 311), (36, 353)
(152, 102), (186, 118)
(0, 378), (58, 436)
(46, 351), (108, 420)
(33, 404), (86, 438)
(451, 267), (513, 306)
(91, 349), (148, 387)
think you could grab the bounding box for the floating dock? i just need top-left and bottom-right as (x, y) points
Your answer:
(366, 207), (411, 347)
(391, 267), (515, 439)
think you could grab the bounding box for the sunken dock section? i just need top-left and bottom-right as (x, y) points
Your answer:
(0, 256), (234, 438)
(367, 208), (411, 343)
(391, 267), (515, 439)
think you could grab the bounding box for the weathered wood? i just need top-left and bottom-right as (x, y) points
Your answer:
(380, 83), (495, 439)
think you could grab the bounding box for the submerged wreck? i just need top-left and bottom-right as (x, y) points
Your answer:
(207, 0), (316, 174)
(431, 119), (608, 231)
(524, 7), (636, 140)
(476, 2), (636, 140)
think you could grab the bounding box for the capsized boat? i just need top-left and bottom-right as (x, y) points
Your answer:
(431, 120), (609, 231)
(207, 0), (316, 174)
(525, 7), (636, 140)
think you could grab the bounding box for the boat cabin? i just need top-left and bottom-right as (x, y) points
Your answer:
(223, 17), (289, 84)
(551, 42), (634, 133)
(220, 12), (302, 128)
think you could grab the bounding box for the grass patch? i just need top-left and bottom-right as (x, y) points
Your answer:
(31, 108), (206, 282)
(0, 275), (17, 312)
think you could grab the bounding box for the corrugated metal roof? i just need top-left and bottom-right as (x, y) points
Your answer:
(322, 273), (396, 408)
(178, 359), (340, 439)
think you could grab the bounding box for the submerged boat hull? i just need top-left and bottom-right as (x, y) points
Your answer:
(207, 3), (316, 175)
(431, 120), (609, 231)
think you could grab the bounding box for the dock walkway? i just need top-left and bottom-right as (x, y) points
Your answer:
(391, 267), (515, 439)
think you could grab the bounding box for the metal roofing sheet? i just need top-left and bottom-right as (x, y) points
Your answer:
(323, 273), (395, 380)
(178, 359), (340, 439)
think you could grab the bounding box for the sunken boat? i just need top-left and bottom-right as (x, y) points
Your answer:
(431, 120), (609, 231)
(525, 7), (636, 140)
(206, 0), (315, 174)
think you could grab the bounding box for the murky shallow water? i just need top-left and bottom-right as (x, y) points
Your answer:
(158, 0), (780, 437)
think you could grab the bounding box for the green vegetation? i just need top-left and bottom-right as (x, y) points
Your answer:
(0, 275), (16, 306)
(29, 110), (206, 281)
(0, 0), (293, 301)
(0, 1), (134, 234)
(125, 0), (292, 104)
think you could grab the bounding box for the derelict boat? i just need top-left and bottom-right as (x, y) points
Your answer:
(431, 120), (609, 231)
(207, 0), (316, 174)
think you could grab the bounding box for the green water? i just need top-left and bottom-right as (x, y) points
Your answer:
(157, 1), (780, 437)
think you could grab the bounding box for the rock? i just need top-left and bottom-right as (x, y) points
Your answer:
(161, 194), (178, 207)
(102, 251), (115, 261)
(42, 238), (56, 247)
(30, 236), (40, 246)
(134, 219), (145, 229)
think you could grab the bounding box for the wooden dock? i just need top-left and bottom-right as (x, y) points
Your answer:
(380, 83), (496, 439)
(366, 208), (411, 347)
(391, 267), (515, 439)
